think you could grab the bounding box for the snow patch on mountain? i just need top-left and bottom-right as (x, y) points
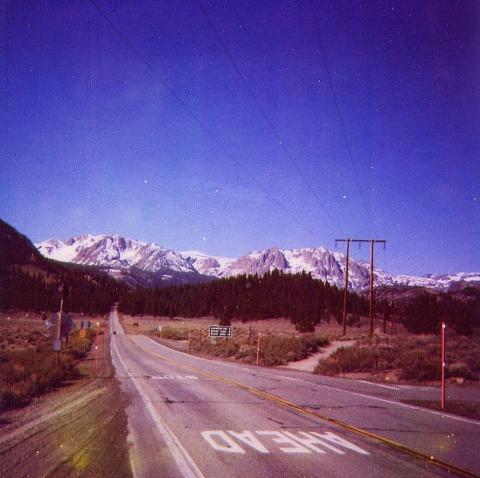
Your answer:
(180, 251), (235, 276)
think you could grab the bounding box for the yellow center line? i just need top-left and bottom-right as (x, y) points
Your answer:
(129, 336), (479, 478)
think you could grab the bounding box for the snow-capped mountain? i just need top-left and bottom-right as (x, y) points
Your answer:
(37, 235), (199, 286)
(39, 234), (195, 273)
(36, 235), (480, 291)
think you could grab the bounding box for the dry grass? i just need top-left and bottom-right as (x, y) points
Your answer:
(119, 314), (386, 339)
(0, 313), (107, 412)
(0, 312), (47, 352)
(0, 312), (107, 352)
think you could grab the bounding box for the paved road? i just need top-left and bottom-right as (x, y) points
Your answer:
(110, 311), (480, 478)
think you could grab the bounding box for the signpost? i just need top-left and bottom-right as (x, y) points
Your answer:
(45, 314), (76, 341)
(53, 339), (62, 352)
(209, 325), (232, 338)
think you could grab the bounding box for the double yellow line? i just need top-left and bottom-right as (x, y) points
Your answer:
(136, 337), (479, 478)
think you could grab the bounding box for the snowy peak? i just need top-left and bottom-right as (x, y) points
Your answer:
(37, 235), (196, 274)
(180, 251), (235, 276)
(213, 246), (370, 289)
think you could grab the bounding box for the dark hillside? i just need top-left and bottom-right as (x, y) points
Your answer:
(0, 219), (123, 314)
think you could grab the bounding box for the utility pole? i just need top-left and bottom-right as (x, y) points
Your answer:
(370, 240), (374, 336)
(335, 238), (350, 336)
(335, 239), (386, 336)
(383, 290), (387, 334)
(441, 322), (446, 410)
(55, 285), (64, 367)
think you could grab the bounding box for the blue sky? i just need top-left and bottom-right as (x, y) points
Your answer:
(1, 0), (479, 275)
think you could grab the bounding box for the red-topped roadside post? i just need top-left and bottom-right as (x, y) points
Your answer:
(94, 321), (100, 376)
(256, 332), (261, 366)
(441, 322), (446, 410)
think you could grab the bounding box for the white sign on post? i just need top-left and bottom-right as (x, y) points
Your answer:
(209, 325), (232, 337)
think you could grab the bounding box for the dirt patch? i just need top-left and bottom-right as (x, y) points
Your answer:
(0, 320), (132, 478)
(402, 399), (480, 421)
(285, 340), (356, 372)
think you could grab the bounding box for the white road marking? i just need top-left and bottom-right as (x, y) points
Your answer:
(312, 432), (370, 455)
(227, 431), (269, 453)
(201, 431), (245, 454)
(358, 380), (400, 390)
(112, 336), (205, 478)
(151, 375), (199, 380)
(282, 431), (344, 455)
(256, 431), (311, 453)
(201, 430), (369, 456)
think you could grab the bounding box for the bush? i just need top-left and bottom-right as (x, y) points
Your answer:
(64, 334), (93, 359)
(447, 362), (472, 379)
(314, 334), (480, 382)
(394, 350), (440, 381)
(165, 328), (330, 366)
(315, 347), (381, 375)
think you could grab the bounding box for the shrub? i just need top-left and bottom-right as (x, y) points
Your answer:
(315, 347), (380, 375)
(394, 350), (440, 381)
(166, 329), (330, 366)
(447, 362), (472, 379)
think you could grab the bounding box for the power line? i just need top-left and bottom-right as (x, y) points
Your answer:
(335, 238), (386, 336)
(87, 0), (316, 238)
(309, 0), (375, 235)
(194, 0), (338, 231)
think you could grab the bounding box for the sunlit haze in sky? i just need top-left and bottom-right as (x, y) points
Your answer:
(1, 0), (479, 275)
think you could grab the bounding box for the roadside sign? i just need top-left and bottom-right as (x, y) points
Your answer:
(209, 325), (232, 337)
(53, 339), (62, 352)
(45, 314), (76, 339)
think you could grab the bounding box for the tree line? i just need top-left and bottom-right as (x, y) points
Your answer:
(118, 269), (369, 332)
(0, 267), (123, 315)
(401, 288), (479, 335)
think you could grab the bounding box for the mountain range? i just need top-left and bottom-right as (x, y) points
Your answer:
(35, 234), (480, 291)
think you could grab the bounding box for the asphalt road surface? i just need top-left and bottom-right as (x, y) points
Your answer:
(110, 310), (480, 478)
